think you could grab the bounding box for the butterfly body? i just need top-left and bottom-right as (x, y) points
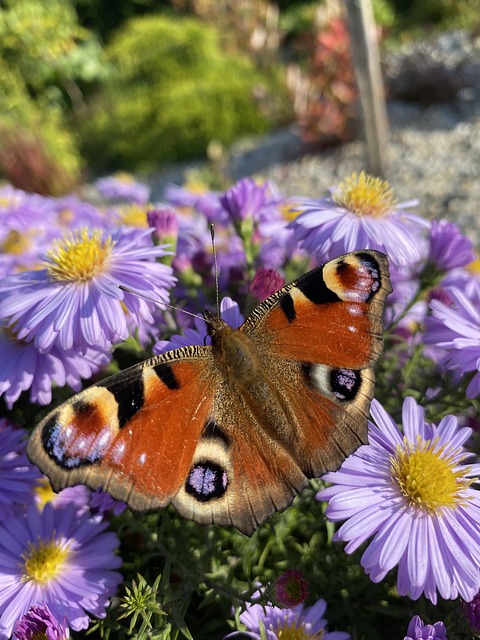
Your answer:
(28, 250), (391, 535)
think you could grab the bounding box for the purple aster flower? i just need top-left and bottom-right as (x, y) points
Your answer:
(165, 183), (228, 225)
(0, 228), (56, 277)
(424, 286), (480, 398)
(220, 178), (271, 222)
(0, 420), (41, 519)
(0, 187), (52, 237)
(439, 259), (480, 304)
(288, 171), (429, 267)
(257, 217), (298, 269)
(427, 219), (474, 271)
(0, 503), (122, 638)
(13, 603), (69, 640)
(272, 569), (309, 608)
(463, 590), (480, 633)
(95, 172), (150, 204)
(254, 188), (301, 269)
(154, 297), (244, 354)
(228, 595), (350, 640)
(108, 203), (157, 233)
(0, 227), (175, 353)
(50, 195), (107, 230)
(317, 396), (480, 604)
(90, 489), (127, 516)
(404, 614), (447, 640)
(250, 267), (285, 301)
(0, 321), (111, 408)
(34, 479), (91, 517)
(147, 206), (179, 245)
(0, 191), (62, 276)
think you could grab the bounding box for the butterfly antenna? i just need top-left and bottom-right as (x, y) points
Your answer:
(118, 285), (203, 322)
(210, 224), (220, 319)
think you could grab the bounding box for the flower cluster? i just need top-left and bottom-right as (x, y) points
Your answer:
(318, 397), (480, 604)
(229, 594), (350, 640)
(0, 420), (122, 639)
(0, 184), (176, 408)
(1, 169), (479, 638)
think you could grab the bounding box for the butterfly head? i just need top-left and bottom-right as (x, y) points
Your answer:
(203, 309), (230, 339)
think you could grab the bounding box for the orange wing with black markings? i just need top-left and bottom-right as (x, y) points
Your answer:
(28, 250), (391, 535)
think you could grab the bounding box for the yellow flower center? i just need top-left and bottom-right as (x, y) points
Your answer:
(46, 228), (113, 282)
(116, 204), (149, 227)
(22, 536), (71, 585)
(391, 436), (470, 513)
(467, 257), (480, 274)
(333, 171), (395, 217)
(35, 478), (57, 509)
(281, 202), (301, 222)
(269, 618), (324, 640)
(0, 195), (18, 208)
(114, 171), (136, 184)
(183, 179), (208, 195)
(1, 230), (31, 255)
(57, 208), (75, 225)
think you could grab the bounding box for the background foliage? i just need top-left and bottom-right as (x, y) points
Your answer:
(0, 0), (478, 189)
(79, 14), (285, 171)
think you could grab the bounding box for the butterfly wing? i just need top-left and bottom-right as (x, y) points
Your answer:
(241, 250), (391, 478)
(27, 348), (218, 511)
(244, 250), (390, 366)
(172, 378), (308, 534)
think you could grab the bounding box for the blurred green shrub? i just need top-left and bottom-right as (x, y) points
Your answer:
(0, 0), (107, 110)
(373, 0), (478, 34)
(80, 14), (284, 171)
(0, 59), (82, 194)
(0, 0), (108, 193)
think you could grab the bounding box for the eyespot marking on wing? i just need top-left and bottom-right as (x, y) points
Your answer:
(41, 409), (113, 469)
(323, 252), (385, 303)
(330, 368), (362, 401)
(185, 462), (229, 502)
(303, 363), (363, 402)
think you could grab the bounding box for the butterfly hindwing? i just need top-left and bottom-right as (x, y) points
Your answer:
(172, 408), (306, 534)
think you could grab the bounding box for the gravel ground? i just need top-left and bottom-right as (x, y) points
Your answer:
(151, 30), (480, 247)
(251, 100), (480, 245)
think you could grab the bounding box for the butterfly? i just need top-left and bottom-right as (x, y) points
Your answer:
(27, 250), (391, 535)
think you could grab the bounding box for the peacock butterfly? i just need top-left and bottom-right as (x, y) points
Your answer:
(27, 250), (391, 535)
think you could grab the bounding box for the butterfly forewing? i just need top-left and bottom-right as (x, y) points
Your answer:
(28, 347), (217, 509)
(242, 251), (390, 367)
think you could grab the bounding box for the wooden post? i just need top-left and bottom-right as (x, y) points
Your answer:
(343, 0), (389, 177)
